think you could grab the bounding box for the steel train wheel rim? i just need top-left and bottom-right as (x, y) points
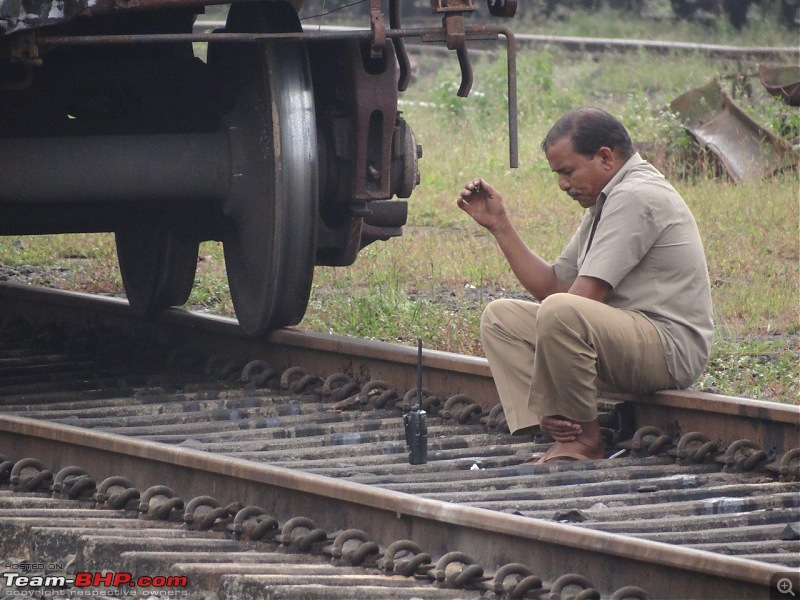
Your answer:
(116, 227), (199, 316)
(214, 4), (317, 337)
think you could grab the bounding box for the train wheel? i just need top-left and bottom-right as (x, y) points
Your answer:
(116, 227), (199, 315)
(210, 2), (318, 337)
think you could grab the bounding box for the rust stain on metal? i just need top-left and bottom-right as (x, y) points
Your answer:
(669, 80), (799, 182)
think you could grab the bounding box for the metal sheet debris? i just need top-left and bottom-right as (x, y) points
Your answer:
(669, 79), (799, 182)
(759, 64), (800, 107)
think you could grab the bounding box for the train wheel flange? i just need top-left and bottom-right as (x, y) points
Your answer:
(210, 2), (317, 336)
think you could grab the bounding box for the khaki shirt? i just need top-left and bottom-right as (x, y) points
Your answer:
(553, 153), (714, 387)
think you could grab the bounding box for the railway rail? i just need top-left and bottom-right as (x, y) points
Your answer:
(0, 282), (797, 599)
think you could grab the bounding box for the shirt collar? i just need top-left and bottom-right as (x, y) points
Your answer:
(586, 153), (643, 216)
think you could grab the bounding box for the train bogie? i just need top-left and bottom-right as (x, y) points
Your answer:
(0, 0), (516, 335)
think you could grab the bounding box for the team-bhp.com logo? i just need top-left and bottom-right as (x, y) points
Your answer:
(3, 571), (188, 597)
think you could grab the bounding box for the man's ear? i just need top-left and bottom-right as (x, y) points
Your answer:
(596, 146), (615, 169)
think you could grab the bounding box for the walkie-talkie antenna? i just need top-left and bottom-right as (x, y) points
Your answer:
(416, 338), (423, 409)
(404, 338), (428, 465)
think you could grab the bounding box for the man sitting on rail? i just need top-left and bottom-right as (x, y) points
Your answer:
(455, 107), (713, 463)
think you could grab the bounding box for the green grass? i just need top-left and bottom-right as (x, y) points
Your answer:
(0, 10), (797, 403)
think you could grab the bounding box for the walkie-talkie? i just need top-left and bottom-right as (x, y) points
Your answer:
(404, 338), (428, 465)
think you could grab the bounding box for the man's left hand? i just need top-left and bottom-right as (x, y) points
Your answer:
(540, 416), (582, 442)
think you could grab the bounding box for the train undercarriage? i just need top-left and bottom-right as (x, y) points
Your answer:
(0, 0), (518, 336)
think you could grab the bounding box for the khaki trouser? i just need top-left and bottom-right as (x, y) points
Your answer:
(480, 293), (673, 433)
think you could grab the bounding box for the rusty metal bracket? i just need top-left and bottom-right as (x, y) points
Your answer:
(430, 0), (477, 16)
(429, 0), (477, 96)
(369, 0), (386, 59)
(441, 10), (467, 51)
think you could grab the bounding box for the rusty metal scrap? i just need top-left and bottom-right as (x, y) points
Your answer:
(759, 64), (800, 107)
(669, 79), (799, 182)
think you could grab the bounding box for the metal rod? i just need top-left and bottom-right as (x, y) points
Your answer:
(500, 27), (519, 169)
(389, 0), (411, 92)
(455, 45), (473, 97)
(36, 26), (499, 46)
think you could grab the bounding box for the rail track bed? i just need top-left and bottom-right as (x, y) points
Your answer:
(0, 488), (498, 599)
(0, 282), (797, 599)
